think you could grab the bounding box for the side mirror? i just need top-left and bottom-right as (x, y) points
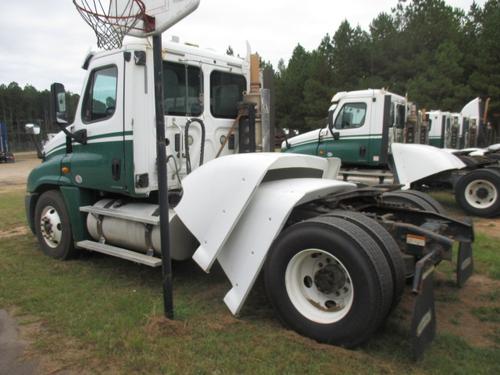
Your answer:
(333, 132), (340, 141)
(50, 83), (68, 126)
(328, 109), (335, 129)
(25, 123), (40, 135)
(25, 124), (43, 159)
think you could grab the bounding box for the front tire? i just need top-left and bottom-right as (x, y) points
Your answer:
(455, 169), (500, 217)
(264, 216), (393, 348)
(34, 190), (77, 260)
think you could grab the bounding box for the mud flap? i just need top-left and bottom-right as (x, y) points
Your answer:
(457, 241), (473, 288)
(410, 253), (436, 361)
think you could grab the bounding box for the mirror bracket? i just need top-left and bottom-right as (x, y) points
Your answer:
(50, 82), (87, 147)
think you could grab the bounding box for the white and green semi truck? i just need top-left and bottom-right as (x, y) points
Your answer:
(283, 89), (407, 167)
(23, 0), (476, 359)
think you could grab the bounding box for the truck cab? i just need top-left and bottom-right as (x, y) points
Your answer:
(284, 89), (407, 167)
(427, 110), (446, 148)
(33, 39), (250, 199)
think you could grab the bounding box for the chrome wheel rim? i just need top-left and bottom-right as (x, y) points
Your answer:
(40, 205), (62, 248)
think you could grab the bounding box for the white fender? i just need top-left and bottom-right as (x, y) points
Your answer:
(218, 177), (355, 315)
(392, 143), (466, 187)
(175, 153), (345, 272)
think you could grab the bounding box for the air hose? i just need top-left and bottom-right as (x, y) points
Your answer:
(185, 118), (206, 174)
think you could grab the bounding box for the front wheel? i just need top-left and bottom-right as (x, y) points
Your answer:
(455, 169), (500, 217)
(264, 216), (393, 348)
(34, 190), (77, 259)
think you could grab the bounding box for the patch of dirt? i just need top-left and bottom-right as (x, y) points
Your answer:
(6, 308), (114, 375)
(0, 309), (39, 375)
(199, 311), (243, 332)
(435, 274), (500, 348)
(473, 218), (500, 239)
(0, 226), (29, 239)
(144, 315), (191, 337)
(0, 152), (40, 192)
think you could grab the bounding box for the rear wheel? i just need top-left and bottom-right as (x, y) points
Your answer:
(264, 216), (393, 347)
(325, 211), (406, 312)
(398, 190), (445, 214)
(455, 169), (500, 217)
(382, 190), (436, 212)
(34, 190), (77, 260)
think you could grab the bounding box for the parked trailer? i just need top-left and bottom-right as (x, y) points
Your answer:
(25, 0), (474, 359)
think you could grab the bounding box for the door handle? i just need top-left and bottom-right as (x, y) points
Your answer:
(359, 145), (367, 157)
(112, 159), (121, 181)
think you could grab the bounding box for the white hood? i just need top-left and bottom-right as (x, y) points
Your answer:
(283, 129), (323, 149)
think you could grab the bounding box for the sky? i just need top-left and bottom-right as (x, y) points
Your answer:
(0, 0), (487, 94)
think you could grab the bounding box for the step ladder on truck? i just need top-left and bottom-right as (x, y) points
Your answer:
(24, 0), (474, 360)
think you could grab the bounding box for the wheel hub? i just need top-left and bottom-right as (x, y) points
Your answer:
(314, 264), (346, 294)
(476, 187), (489, 200)
(285, 249), (354, 324)
(39, 206), (62, 248)
(465, 179), (498, 209)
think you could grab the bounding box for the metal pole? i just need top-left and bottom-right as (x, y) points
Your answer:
(152, 33), (174, 319)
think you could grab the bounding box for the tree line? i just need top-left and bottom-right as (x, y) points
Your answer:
(0, 83), (79, 151)
(273, 0), (500, 133)
(2, 0), (499, 151)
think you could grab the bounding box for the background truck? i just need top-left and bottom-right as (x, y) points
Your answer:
(24, 0), (474, 359)
(284, 90), (500, 217)
(283, 89), (407, 168)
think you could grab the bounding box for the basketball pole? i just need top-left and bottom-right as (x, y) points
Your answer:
(152, 32), (174, 320)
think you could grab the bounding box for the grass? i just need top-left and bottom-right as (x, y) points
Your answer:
(1, 189), (500, 374)
(0, 189), (27, 231)
(472, 307), (500, 323)
(473, 234), (500, 280)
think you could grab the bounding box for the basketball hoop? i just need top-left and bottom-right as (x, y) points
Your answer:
(73, 0), (155, 50)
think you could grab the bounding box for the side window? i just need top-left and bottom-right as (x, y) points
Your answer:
(389, 103), (395, 128)
(395, 104), (406, 129)
(82, 66), (118, 123)
(210, 71), (247, 119)
(163, 62), (203, 117)
(334, 102), (367, 129)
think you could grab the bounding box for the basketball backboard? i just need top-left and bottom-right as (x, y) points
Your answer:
(109, 0), (200, 37)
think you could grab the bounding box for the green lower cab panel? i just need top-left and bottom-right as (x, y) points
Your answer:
(284, 136), (384, 167)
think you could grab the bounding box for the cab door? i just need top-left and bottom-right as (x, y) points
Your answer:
(68, 53), (126, 192)
(321, 99), (372, 165)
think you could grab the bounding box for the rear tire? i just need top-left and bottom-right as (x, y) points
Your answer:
(382, 190), (435, 211)
(34, 190), (77, 260)
(264, 216), (393, 348)
(398, 190), (445, 214)
(455, 169), (500, 217)
(325, 211), (406, 312)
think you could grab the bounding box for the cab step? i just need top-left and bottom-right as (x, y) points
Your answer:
(76, 240), (162, 267)
(80, 206), (160, 225)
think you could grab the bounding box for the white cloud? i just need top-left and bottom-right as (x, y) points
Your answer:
(0, 0), (486, 93)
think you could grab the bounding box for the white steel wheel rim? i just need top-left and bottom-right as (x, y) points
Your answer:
(465, 179), (498, 209)
(285, 249), (354, 324)
(40, 205), (63, 248)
